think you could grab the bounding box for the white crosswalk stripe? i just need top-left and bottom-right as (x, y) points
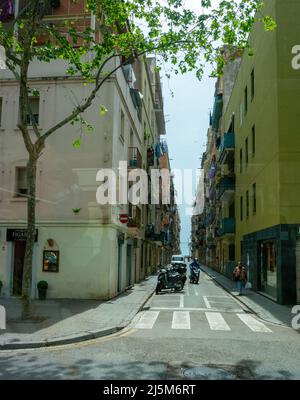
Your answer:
(135, 311), (160, 329)
(134, 310), (273, 333)
(205, 312), (231, 331)
(172, 311), (190, 329)
(237, 313), (273, 333)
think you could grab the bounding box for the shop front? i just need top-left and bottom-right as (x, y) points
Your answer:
(258, 240), (277, 300)
(242, 225), (297, 305)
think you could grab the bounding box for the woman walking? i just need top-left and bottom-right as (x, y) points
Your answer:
(232, 262), (248, 295)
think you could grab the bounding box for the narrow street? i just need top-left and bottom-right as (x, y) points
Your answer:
(0, 271), (299, 380)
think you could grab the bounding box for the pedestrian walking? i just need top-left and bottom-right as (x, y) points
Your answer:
(232, 261), (248, 295)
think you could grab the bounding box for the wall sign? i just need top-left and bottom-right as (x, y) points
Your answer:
(6, 229), (38, 242)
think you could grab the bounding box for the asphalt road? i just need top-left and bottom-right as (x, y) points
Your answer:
(0, 271), (299, 380)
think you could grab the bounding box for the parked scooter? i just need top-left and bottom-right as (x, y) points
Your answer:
(156, 267), (185, 294)
(170, 264), (187, 285)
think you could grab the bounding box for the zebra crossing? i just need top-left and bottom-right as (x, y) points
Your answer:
(134, 310), (273, 333)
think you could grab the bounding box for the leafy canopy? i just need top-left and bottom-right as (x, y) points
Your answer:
(0, 0), (276, 81)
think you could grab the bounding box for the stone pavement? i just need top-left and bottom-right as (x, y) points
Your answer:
(200, 265), (294, 327)
(0, 274), (157, 350)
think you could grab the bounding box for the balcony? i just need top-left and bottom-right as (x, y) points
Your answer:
(219, 218), (235, 236)
(127, 206), (142, 237)
(218, 177), (235, 202)
(128, 147), (142, 169)
(211, 94), (223, 131)
(218, 133), (235, 165)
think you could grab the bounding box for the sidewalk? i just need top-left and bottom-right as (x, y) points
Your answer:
(0, 274), (157, 350)
(201, 265), (293, 327)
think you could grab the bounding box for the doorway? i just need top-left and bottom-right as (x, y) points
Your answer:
(295, 240), (300, 303)
(258, 240), (277, 300)
(126, 244), (132, 287)
(13, 241), (26, 296)
(117, 242), (123, 293)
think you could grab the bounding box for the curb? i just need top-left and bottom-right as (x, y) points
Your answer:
(201, 267), (288, 327)
(0, 280), (157, 351)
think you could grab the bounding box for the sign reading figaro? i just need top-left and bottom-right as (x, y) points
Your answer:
(0, 305), (5, 330)
(6, 229), (38, 242)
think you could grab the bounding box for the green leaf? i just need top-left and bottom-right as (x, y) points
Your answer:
(262, 16), (277, 31)
(99, 105), (108, 116)
(73, 139), (81, 148)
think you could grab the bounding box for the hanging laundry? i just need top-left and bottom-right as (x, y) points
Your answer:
(161, 140), (168, 154)
(155, 142), (162, 159)
(0, 0), (14, 22)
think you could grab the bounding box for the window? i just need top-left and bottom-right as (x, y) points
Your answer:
(246, 190), (249, 218)
(26, 97), (40, 125)
(252, 125), (256, 156)
(240, 148), (243, 173)
(240, 196), (243, 221)
(0, 97), (2, 125)
(244, 86), (248, 114)
(120, 109), (125, 143)
(253, 183), (257, 213)
(15, 167), (28, 197)
(239, 102), (243, 126)
(245, 137), (249, 165)
(251, 69), (255, 100)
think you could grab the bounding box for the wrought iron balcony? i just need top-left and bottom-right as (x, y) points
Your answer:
(219, 218), (235, 236)
(218, 133), (235, 164)
(217, 177), (235, 201)
(128, 147), (142, 169)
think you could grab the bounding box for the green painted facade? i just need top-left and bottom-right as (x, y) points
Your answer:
(221, 0), (300, 304)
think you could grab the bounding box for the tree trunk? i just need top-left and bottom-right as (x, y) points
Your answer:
(21, 155), (37, 319)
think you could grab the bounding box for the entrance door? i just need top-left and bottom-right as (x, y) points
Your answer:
(295, 241), (300, 303)
(126, 244), (132, 287)
(13, 241), (26, 296)
(117, 242), (123, 293)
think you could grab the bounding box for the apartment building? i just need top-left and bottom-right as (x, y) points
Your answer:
(193, 0), (300, 304)
(0, 0), (179, 299)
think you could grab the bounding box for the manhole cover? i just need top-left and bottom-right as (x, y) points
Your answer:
(183, 366), (236, 380)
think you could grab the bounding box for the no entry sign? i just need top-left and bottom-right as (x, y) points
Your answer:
(119, 214), (129, 224)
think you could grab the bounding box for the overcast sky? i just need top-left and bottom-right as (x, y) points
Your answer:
(162, 67), (216, 255)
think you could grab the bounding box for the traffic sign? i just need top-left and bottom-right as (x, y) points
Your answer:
(119, 214), (129, 224)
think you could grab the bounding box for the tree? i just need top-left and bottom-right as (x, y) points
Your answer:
(0, 0), (275, 317)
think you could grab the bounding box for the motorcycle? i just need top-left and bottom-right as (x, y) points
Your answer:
(189, 267), (200, 284)
(156, 267), (185, 294)
(170, 264), (187, 285)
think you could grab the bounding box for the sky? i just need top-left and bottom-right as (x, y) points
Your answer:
(162, 67), (216, 255)
(159, 0), (219, 256)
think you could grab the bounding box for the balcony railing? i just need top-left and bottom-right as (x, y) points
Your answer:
(218, 132), (235, 164)
(127, 205), (142, 228)
(128, 147), (142, 169)
(218, 177), (235, 201)
(219, 218), (235, 236)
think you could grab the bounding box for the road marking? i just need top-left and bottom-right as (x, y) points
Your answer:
(237, 314), (272, 333)
(150, 307), (244, 312)
(205, 312), (231, 331)
(203, 296), (212, 309)
(193, 286), (199, 296)
(172, 311), (191, 329)
(186, 285), (190, 296)
(135, 311), (160, 329)
(180, 295), (184, 308)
